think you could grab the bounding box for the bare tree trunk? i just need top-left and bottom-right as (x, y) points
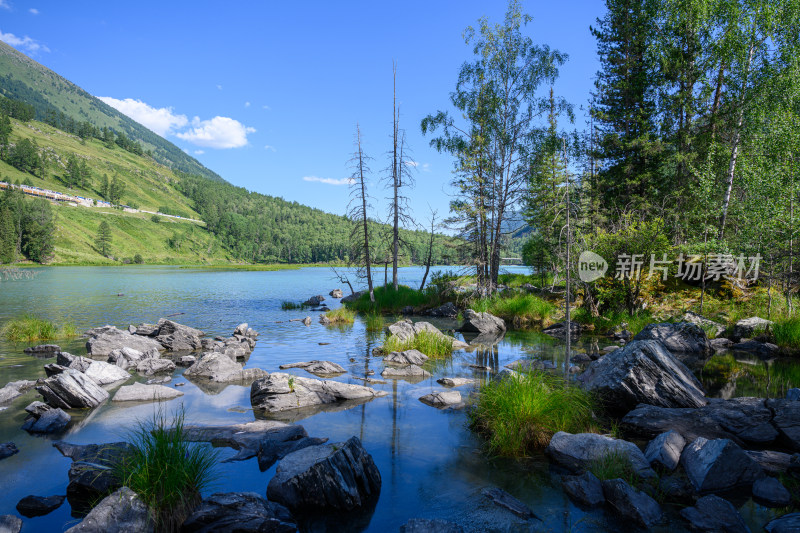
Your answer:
(419, 210), (438, 291)
(392, 62), (400, 291)
(564, 141), (571, 380)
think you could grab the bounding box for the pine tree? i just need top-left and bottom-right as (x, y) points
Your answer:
(96, 220), (112, 257)
(0, 206), (15, 264)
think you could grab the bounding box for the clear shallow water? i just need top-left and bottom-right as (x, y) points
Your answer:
(0, 266), (786, 532)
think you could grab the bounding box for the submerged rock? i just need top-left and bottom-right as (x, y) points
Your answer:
(266, 436), (381, 512)
(36, 369), (109, 409)
(577, 340), (707, 414)
(0, 380), (36, 404)
(112, 382), (184, 402)
(181, 492), (296, 533)
(481, 487), (538, 520)
(602, 478), (662, 529)
(400, 519), (464, 533)
(21, 401), (70, 433)
(279, 360), (346, 376)
(0, 442), (19, 460)
(457, 310), (506, 336)
(679, 494), (750, 533)
(634, 321), (710, 354)
(65, 487), (152, 533)
(250, 373), (386, 413)
(680, 437), (763, 493)
(16, 494), (65, 518)
(545, 432), (655, 479)
(184, 352), (267, 383)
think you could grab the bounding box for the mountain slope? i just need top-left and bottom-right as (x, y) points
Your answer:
(0, 41), (223, 183)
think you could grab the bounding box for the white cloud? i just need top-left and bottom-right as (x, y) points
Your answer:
(262, 105), (271, 111)
(177, 116), (255, 149)
(216, 84), (223, 90)
(244, 101), (250, 108)
(194, 150), (204, 155)
(264, 145), (276, 152)
(0, 30), (49, 53)
(421, 163), (431, 172)
(98, 96), (188, 137)
(303, 176), (353, 186)
(405, 161), (418, 167)
(29, 8), (38, 14)
(405, 160), (430, 172)
(0, 1), (10, 10)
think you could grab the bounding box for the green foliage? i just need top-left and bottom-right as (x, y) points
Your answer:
(469, 371), (597, 456)
(587, 450), (638, 485)
(325, 307), (355, 325)
(346, 284), (440, 314)
(114, 407), (218, 533)
(18, 197), (55, 262)
(471, 293), (556, 326)
(5, 137), (42, 175)
(132, 253), (144, 264)
(774, 317), (800, 350)
(0, 205), (15, 263)
(151, 214), (161, 223)
(571, 307), (655, 336)
(95, 219), (112, 257)
(382, 329), (454, 358)
(280, 300), (302, 310)
(1, 314), (75, 342)
(365, 313), (384, 332)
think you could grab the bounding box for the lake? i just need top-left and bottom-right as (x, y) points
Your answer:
(0, 266), (790, 532)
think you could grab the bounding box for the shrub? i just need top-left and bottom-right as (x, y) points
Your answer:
(114, 407), (218, 533)
(133, 253), (144, 264)
(325, 307), (355, 325)
(1, 314), (75, 342)
(469, 371), (596, 456)
(151, 214), (161, 223)
(280, 300), (302, 310)
(774, 317), (800, 350)
(382, 329), (454, 358)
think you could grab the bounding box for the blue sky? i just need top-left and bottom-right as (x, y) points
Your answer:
(0, 0), (604, 224)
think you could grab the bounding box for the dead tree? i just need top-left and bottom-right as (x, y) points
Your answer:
(419, 208), (439, 291)
(348, 124), (375, 303)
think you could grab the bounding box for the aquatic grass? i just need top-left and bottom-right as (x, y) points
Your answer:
(114, 407), (218, 533)
(365, 313), (384, 332)
(382, 329), (454, 358)
(774, 317), (800, 350)
(1, 314), (75, 342)
(345, 284), (440, 314)
(280, 300), (302, 310)
(325, 307), (356, 325)
(469, 371), (596, 456)
(470, 293), (556, 327)
(587, 450), (638, 484)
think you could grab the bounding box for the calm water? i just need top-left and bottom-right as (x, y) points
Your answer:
(0, 266), (787, 532)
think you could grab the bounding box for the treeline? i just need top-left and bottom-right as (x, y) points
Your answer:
(0, 183), (55, 263)
(176, 173), (463, 265)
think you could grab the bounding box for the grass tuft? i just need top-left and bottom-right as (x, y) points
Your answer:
(365, 313), (384, 332)
(471, 293), (556, 327)
(280, 300), (302, 310)
(382, 329), (454, 358)
(1, 314), (76, 342)
(114, 407), (218, 533)
(345, 285), (440, 314)
(325, 307), (356, 325)
(774, 317), (800, 350)
(469, 371), (596, 456)
(587, 450), (638, 484)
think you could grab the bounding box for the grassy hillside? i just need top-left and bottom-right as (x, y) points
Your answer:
(0, 41), (222, 183)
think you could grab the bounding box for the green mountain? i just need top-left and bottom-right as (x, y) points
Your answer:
(0, 41), (223, 183)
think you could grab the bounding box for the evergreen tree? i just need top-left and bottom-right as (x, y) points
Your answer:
(109, 175), (125, 204)
(20, 199), (54, 263)
(0, 113), (11, 153)
(96, 220), (112, 256)
(0, 206), (15, 264)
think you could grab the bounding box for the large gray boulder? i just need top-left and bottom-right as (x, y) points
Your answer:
(21, 401), (70, 433)
(84, 360), (131, 385)
(266, 436), (381, 512)
(250, 373), (386, 413)
(385, 349), (428, 365)
(86, 327), (164, 357)
(184, 352), (267, 383)
(157, 318), (204, 338)
(419, 390), (462, 408)
(0, 380), (36, 404)
(680, 437), (763, 493)
(36, 369), (109, 409)
(381, 365), (431, 380)
(680, 495), (751, 533)
(65, 487), (153, 533)
(135, 358), (176, 376)
(112, 382), (184, 402)
(16, 494), (65, 518)
(278, 360), (346, 376)
(621, 397), (780, 447)
(643, 430), (685, 471)
(577, 340), (707, 414)
(545, 432), (655, 479)
(732, 316), (773, 341)
(385, 319), (468, 349)
(107, 347), (157, 370)
(682, 312), (726, 338)
(634, 322), (711, 354)
(601, 478), (662, 529)
(181, 492), (296, 533)
(457, 310), (506, 335)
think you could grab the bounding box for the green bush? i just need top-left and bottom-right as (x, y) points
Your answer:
(151, 214), (161, 223)
(114, 407), (218, 533)
(471, 293), (556, 326)
(133, 253), (144, 264)
(382, 329), (454, 358)
(469, 371), (596, 456)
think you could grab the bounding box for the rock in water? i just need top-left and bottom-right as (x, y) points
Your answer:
(21, 401), (70, 433)
(752, 477), (791, 508)
(419, 391), (462, 408)
(181, 492), (296, 533)
(184, 352), (267, 383)
(765, 513), (800, 533)
(83, 360), (131, 385)
(36, 369), (109, 409)
(457, 310), (506, 335)
(267, 436), (381, 512)
(279, 360), (346, 376)
(304, 295), (325, 306)
(561, 472), (605, 507)
(381, 365), (431, 380)
(644, 430), (686, 471)
(577, 340), (707, 414)
(634, 322), (710, 354)
(602, 478), (662, 529)
(480, 487), (538, 519)
(250, 373), (386, 413)
(0, 380), (36, 404)
(23, 344), (61, 357)
(85, 327), (164, 357)
(135, 358), (176, 376)
(329, 289), (344, 298)
(680, 437), (763, 493)
(112, 382), (184, 402)
(400, 519), (464, 533)
(16, 494), (65, 518)
(0, 442), (19, 460)
(436, 377), (475, 388)
(545, 432), (655, 479)
(0, 515), (22, 533)
(385, 350), (429, 365)
(680, 495), (750, 533)
(65, 487), (153, 533)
